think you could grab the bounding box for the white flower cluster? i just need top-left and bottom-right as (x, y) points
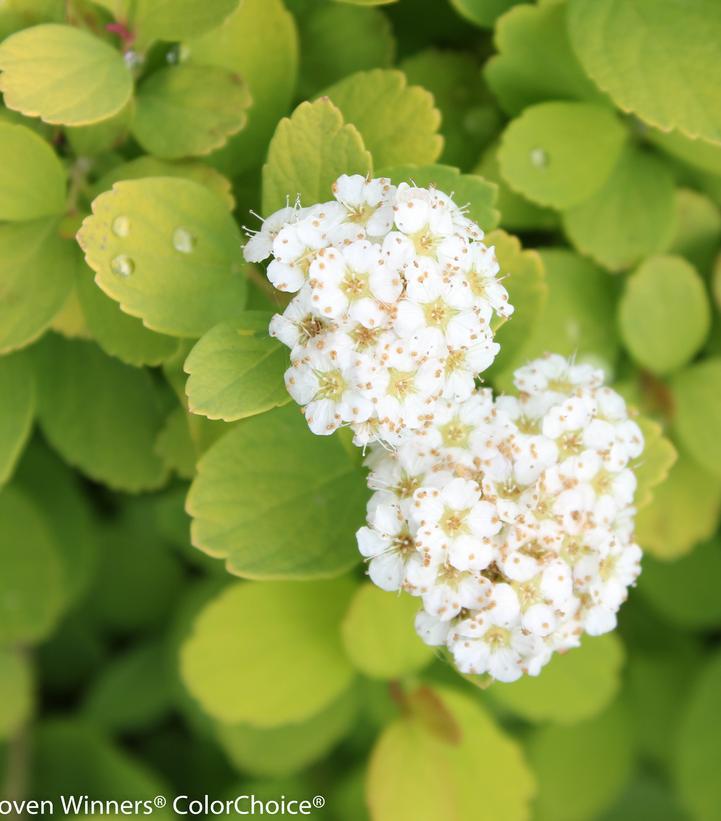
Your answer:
(357, 355), (644, 683)
(243, 174), (512, 445)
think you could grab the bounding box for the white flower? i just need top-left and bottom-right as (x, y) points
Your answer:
(355, 354), (645, 684)
(246, 173), (512, 445)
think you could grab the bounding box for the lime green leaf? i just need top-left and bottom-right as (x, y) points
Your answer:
(449, 0), (521, 28)
(0, 648), (33, 740)
(0, 486), (63, 644)
(498, 101), (626, 209)
(380, 163), (498, 231)
(187, 404), (368, 578)
(619, 255), (710, 374)
(65, 102), (133, 157)
(32, 720), (171, 812)
(185, 0), (298, 176)
(298, 3), (395, 99)
(676, 650), (721, 820)
(528, 700), (633, 821)
(0, 24), (132, 125)
(262, 98), (371, 215)
(671, 359), (721, 479)
(0, 217), (75, 354)
(475, 142), (559, 232)
(490, 634), (623, 725)
(33, 335), (167, 492)
(668, 188), (721, 274)
(132, 65), (250, 160)
(568, 0), (721, 145)
(77, 177), (247, 338)
(636, 450), (721, 559)
(131, 0), (240, 49)
(184, 315), (290, 422)
(154, 406), (197, 481)
(563, 147), (677, 271)
(402, 49), (501, 169)
(92, 156), (235, 210)
(484, 229), (546, 378)
(0, 121), (65, 220)
(215, 687), (358, 777)
(485, 2), (606, 116)
(180, 579), (357, 726)
(495, 248), (619, 388)
(367, 686), (535, 821)
(16, 438), (98, 607)
(341, 585), (433, 679)
(50, 282), (93, 341)
(0, 351), (34, 485)
(83, 641), (173, 733)
(76, 261), (179, 368)
(632, 416), (677, 510)
(322, 69), (442, 168)
(640, 536), (721, 630)
(649, 128), (721, 177)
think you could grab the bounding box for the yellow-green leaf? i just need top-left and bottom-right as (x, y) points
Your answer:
(341, 584), (433, 679)
(498, 101), (626, 209)
(33, 335), (168, 492)
(528, 700), (633, 821)
(367, 686), (535, 821)
(0, 486), (63, 644)
(0, 217), (75, 354)
(485, 2), (606, 116)
(632, 416), (677, 510)
(262, 98), (372, 215)
(185, 0), (298, 176)
(619, 255), (710, 374)
(75, 261), (179, 368)
(0, 121), (65, 220)
(215, 687), (358, 777)
(671, 359), (721, 479)
(0, 648), (33, 740)
(490, 633), (624, 725)
(180, 579), (357, 726)
(187, 404), (368, 578)
(0, 351), (34, 485)
(77, 177), (247, 338)
(636, 450), (721, 559)
(321, 69), (442, 168)
(131, 0), (240, 49)
(132, 65), (250, 160)
(563, 146), (677, 272)
(184, 315), (290, 422)
(568, 0), (721, 145)
(0, 24), (132, 125)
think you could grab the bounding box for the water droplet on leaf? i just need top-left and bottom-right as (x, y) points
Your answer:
(173, 227), (196, 254)
(530, 147), (549, 168)
(111, 254), (134, 277)
(112, 215), (130, 237)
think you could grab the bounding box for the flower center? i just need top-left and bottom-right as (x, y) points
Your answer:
(387, 367), (416, 400)
(440, 418), (473, 448)
(315, 369), (346, 402)
(440, 507), (470, 536)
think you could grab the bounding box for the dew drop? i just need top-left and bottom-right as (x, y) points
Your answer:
(111, 254), (135, 277)
(112, 215), (130, 237)
(173, 227), (196, 254)
(530, 147), (549, 168)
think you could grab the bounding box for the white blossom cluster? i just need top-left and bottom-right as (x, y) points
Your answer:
(243, 174), (512, 445)
(356, 354), (644, 683)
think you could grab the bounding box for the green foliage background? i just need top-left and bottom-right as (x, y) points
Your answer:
(0, 0), (720, 818)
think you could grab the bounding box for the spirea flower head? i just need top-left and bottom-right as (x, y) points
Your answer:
(356, 354), (644, 683)
(243, 174), (512, 445)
